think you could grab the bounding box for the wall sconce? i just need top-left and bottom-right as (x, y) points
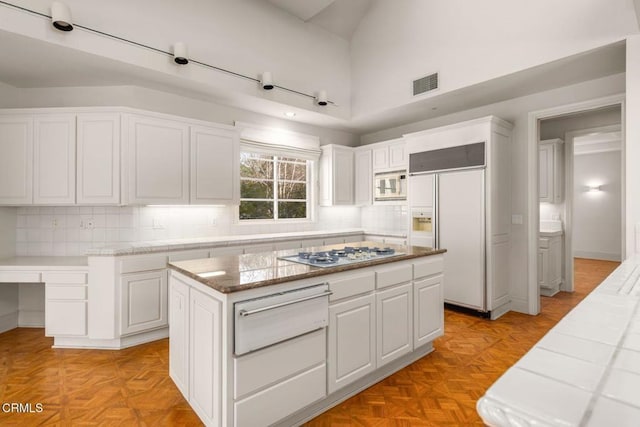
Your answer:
(588, 185), (602, 192)
(316, 90), (328, 106)
(173, 42), (189, 65)
(261, 72), (274, 90)
(51, 1), (73, 32)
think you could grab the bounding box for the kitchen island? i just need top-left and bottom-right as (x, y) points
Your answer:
(167, 242), (446, 427)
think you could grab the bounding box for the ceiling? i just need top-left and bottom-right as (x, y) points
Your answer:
(266, 0), (372, 40)
(0, 0), (627, 137)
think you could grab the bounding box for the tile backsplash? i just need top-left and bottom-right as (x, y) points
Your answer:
(15, 205), (362, 256)
(361, 205), (408, 235)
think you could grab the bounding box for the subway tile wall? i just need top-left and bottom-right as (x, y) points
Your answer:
(360, 205), (408, 235)
(15, 205), (362, 256)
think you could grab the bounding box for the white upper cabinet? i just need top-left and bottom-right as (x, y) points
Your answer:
(354, 148), (372, 206)
(319, 144), (354, 206)
(539, 139), (564, 204)
(127, 114), (190, 205)
(372, 139), (406, 171)
(33, 114), (76, 205)
(77, 113), (121, 205)
(0, 116), (33, 205)
(190, 125), (239, 205)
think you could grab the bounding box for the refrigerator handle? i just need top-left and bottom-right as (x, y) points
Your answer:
(434, 174), (439, 249)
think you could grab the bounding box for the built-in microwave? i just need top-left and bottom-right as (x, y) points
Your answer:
(374, 170), (407, 201)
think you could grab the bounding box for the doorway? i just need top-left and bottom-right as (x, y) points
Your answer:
(527, 95), (625, 315)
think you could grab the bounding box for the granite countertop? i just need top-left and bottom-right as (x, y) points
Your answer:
(0, 256), (88, 270)
(86, 229), (365, 256)
(168, 241), (445, 294)
(477, 256), (640, 426)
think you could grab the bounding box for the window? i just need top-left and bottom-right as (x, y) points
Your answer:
(239, 152), (310, 220)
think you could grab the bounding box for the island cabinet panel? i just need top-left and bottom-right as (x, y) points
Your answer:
(376, 283), (413, 367)
(328, 271), (375, 302)
(413, 275), (444, 347)
(169, 276), (190, 400)
(328, 293), (376, 394)
(190, 288), (222, 427)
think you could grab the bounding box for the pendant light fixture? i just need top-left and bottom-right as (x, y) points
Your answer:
(51, 1), (73, 32)
(173, 42), (189, 65)
(316, 90), (328, 106)
(261, 71), (274, 90)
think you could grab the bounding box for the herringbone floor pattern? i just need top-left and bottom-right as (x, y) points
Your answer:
(0, 258), (618, 426)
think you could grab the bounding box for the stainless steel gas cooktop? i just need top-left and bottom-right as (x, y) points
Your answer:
(278, 246), (403, 268)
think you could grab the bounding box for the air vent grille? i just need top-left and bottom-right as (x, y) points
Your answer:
(413, 73), (439, 96)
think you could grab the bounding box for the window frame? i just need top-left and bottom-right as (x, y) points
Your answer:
(238, 151), (314, 223)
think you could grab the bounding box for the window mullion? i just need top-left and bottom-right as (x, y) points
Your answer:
(273, 156), (279, 220)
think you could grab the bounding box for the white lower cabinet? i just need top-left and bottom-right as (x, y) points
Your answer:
(376, 283), (413, 367)
(169, 276), (190, 399)
(119, 270), (168, 335)
(190, 288), (222, 427)
(413, 275), (444, 347)
(328, 293), (376, 394)
(44, 271), (88, 337)
(538, 235), (563, 296)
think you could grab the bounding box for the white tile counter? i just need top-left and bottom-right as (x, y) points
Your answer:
(477, 256), (640, 426)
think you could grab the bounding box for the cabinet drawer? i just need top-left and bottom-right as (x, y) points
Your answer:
(376, 264), (412, 289)
(120, 255), (168, 273)
(234, 329), (325, 399)
(413, 256), (444, 279)
(0, 271), (41, 283)
(168, 249), (210, 262)
(42, 272), (87, 284)
(46, 285), (87, 300)
(328, 271), (375, 301)
(234, 364), (326, 427)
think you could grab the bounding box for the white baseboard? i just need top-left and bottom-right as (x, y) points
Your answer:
(53, 327), (168, 350)
(0, 311), (18, 333)
(574, 251), (621, 262)
(18, 310), (44, 327)
(509, 297), (530, 314)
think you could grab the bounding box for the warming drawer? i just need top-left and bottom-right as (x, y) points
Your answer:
(234, 283), (331, 356)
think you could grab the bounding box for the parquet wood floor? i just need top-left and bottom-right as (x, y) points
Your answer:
(0, 258), (618, 426)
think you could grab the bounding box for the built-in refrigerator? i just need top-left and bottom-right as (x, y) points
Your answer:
(409, 142), (487, 312)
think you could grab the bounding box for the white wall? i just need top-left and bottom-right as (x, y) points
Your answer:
(0, 207), (17, 332)
(627, 35), (640, 256)
(0, 85), (359, 147)
(540, 106), (621, 140)
(360, 72), (625, 313)
(350, 0), (636, 118)
(1, 0), (351, 119)
(573, 151), (622, 260)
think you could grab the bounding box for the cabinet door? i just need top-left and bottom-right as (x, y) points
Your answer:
(408, 174), (433, 207)
(0, 116), (33, 204)
(328, 293), (375, 394)
(538, 248), (549, 288)
(413, 276), (444, 348)
(77, 113), (121, 204)
(190, 125), (239, 204)
(388, 142), (406, 169)
(376, 283), (412, 367)
(553, 143), (564, 204)
(120, 270), (168, 335)
(354, 149), (372, 206)
(128, 115), (189, 204)
(189, 289), (222, 427)
(539, 144), (553, 203)
(33, 115), (76, 204)
(334, 148), (354, 205)
(549, 237), (562, 286)
(169, 275), (190, 399)
(372, 146), (388, 170)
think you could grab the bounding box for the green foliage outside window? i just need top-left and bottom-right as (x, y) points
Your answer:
(239, 153), (309, 220)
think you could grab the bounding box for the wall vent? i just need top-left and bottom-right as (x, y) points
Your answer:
(413, 73), (439, 96)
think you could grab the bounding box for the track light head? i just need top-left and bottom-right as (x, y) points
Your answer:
(316, 90), (328, 106)
(261, 71), (274, 90)
(173, 42), (189, 65)
(51, 1), (73, 32)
